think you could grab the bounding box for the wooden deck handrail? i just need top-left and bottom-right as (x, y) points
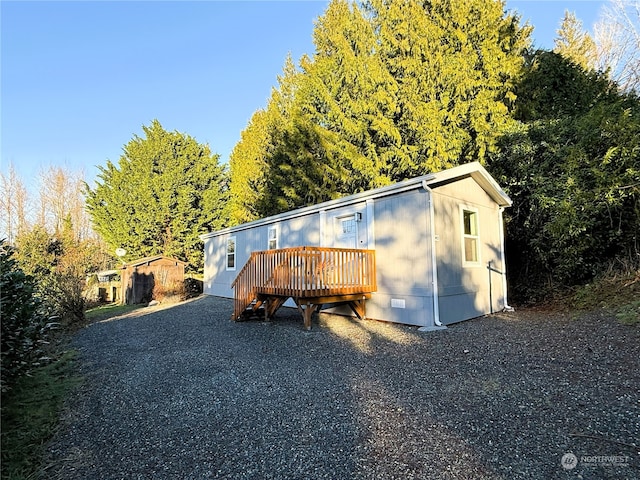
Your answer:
(231, 246), (376, 322)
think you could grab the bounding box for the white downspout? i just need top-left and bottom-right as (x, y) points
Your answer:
(498, 207), (514, 312)
(424, 183), (443, 327)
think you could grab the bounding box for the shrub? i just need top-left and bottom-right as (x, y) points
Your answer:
(152, 280), (186, 303)
(151, 277), (202, 303)
(51, 270), (87, 326)
(13, 224), (98, 326)
(0, 240), (54, 393)
(183, 277), (203, 299)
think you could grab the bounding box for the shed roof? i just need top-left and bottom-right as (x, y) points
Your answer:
(122, 255), (188, 268)
(200, 162), (511, 239)
(95, 269), (120, 277)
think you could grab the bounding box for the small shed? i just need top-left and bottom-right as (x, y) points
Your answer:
(86, 270), (121, 303)
(201, 162), (512, 328)
(121, 255), (188, 305)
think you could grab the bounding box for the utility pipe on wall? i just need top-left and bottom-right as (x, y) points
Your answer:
(498, 207), (514, 312)
(423, 181), (443, 327)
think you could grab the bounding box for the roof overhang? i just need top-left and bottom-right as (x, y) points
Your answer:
(122, 255), (189, 268)
(426, 161), (512, 208)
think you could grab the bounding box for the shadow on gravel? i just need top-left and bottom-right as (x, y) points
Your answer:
(43, 296), (639, 480)
(93, 296), (206, 324)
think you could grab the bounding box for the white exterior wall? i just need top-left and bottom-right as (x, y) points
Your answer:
(351, 189), (435, 326)
(432, 178), (507, 324)
(203, 213), (320, 298)
(201, 163), (511, 327)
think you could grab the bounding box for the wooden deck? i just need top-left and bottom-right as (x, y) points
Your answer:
(231, 246), (377, 329)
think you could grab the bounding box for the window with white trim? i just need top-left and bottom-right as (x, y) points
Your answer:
(341, 217), (356, 235)
(268, 226), (278, 250)
(462, 208), (480, 265)
(335, 214), (358, 249)
(226, 236), (236, 270)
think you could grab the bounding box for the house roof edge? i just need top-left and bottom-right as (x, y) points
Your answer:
(122, 255), (189, 268)
(200, 162), (511, 239)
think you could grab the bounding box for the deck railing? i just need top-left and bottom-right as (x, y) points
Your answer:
(231, 246), (376, 320)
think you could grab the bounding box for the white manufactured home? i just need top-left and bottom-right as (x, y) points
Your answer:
(201, 162), (512, 329)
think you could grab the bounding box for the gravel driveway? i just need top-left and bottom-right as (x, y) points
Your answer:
(44, 295), (639, 479)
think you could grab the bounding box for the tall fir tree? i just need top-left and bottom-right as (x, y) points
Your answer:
(554, 10), (597, 71)
(298, 0), (401, 192)
(368, 0), (530, 175)
(228, 108), (272, 225)
(228, 56), (311, 220)
(514, 50), (615, 122)
(86, 120), (228, 270)
(229, 0), (531, 217)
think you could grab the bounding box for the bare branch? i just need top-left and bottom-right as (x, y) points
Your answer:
(594, 0), (640, 92)
(0, 165), (30, 244)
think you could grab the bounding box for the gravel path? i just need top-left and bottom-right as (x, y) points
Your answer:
(43, 295), (639, 479)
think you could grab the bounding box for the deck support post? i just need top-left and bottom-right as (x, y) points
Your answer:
(303, 304), (314, 331)
(348, 297), (367, 321)
(294, 299), (320, 331)
(269, 297), (287, 319)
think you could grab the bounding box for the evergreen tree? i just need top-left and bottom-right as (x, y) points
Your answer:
(228, 56), (307, 222)
(368, 0), (530, 174)
(298, 0), (401, 192)
(228, 108), (271, 225)
(228, 56), (311, 220)
(229, 0), (531, 216)
(489, 52), (640, 299)
(86, 120), (228, 270)
(515, 50), (616, 122)
(554, 10), (597, 71)
(258, 105), (340, 216)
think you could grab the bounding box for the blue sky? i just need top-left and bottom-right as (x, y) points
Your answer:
(1, 1), (608, 192)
